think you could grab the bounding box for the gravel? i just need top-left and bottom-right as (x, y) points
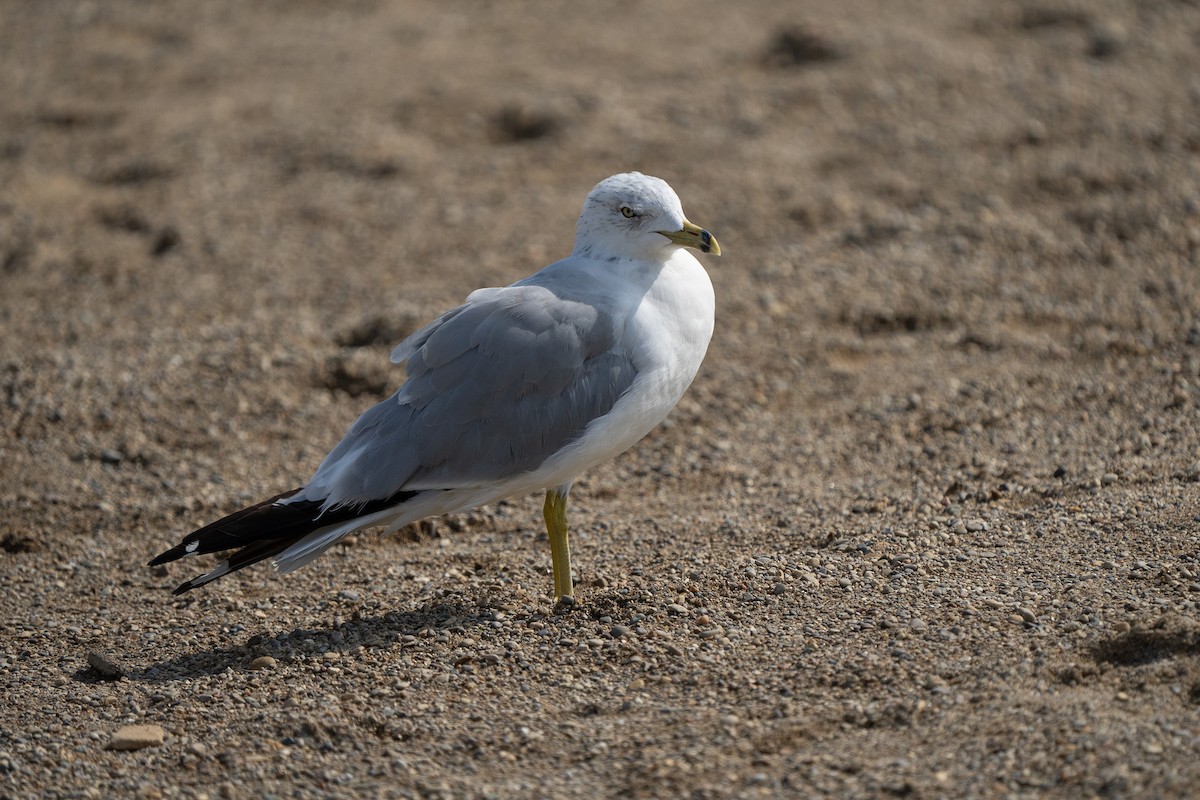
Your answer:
(4, 0), (1200, 797)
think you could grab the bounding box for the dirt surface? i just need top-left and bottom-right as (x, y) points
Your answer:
(4, 0), (1200, 797)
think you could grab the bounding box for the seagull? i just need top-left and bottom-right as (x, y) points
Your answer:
(149, 172), (720, 601)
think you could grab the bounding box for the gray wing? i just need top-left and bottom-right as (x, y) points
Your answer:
(300, 284), (638, 506)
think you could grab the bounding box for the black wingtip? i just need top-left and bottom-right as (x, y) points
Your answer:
(171, 579), (197, 596)
(147, 545), (188, 567)
(149, 486), (418, 592)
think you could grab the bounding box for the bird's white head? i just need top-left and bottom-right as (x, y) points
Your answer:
(572, 172), (721, 262)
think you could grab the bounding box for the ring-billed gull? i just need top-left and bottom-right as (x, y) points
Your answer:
(149, 172), (720, 601)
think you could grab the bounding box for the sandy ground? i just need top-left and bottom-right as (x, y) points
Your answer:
(3, 0), (1200, 797)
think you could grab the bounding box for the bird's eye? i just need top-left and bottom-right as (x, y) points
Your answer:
(620, 206), (636, 219)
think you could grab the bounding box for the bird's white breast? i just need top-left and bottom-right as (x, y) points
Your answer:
(534, 249), (715, 490)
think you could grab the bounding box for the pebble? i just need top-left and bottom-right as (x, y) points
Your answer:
(666, 603), (688, 616)
(1089, 21), (1127, 59)
(249, 656), (278, 671)
(610, 625), (630, 638)
(86, 652), (125, 680)
(108, 725), (165, 751)
(1016, 607), (1038, 623)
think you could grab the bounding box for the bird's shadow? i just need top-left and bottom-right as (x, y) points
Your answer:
(74, 602), (503, 685)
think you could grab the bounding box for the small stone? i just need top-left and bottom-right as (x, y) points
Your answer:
(491, 103), (565, 143)
(1089, 21), (1127, 59)
(1017, 607), (1038, 623)
(1023, 119), (1048, 144)
(108, 725), (165, 751)
(909, 618), (927, 631)
(1101, 473), (1118, 486)
(1113, 621), (1131, 633)
(87, 652), (125, 680)
(666, 603), (689, 616)
(610, 624), (631, 638)
(249, 656), (277, 671)
(764, 26), (841, 68)
(965, 519), (987, 532)
(99, 448), (124, 465)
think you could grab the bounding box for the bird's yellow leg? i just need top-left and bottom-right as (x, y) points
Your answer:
(544, 489), (574, 600)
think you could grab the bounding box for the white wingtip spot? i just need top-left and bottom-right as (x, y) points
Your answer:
(185, 540), (199, 554)
(191, 559), (232, 589)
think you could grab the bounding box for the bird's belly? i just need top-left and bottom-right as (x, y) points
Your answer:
(529, 372), (683, 491)
(532, 259), (715, 491)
